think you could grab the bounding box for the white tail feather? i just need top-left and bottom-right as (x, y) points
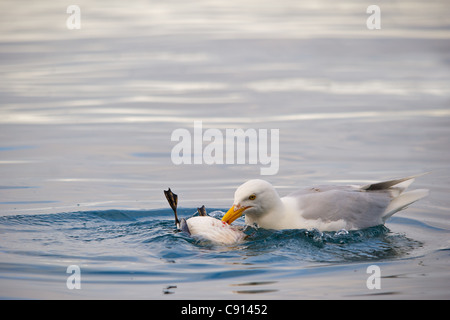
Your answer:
(383, 188), (429, 221)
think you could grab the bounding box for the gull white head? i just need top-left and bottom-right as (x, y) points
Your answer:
(222, 179), (282, 225)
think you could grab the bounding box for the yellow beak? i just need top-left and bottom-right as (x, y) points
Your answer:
(222, 205), (251, 224)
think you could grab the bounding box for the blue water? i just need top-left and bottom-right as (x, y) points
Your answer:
(0, 207), (446, 299)
(0, 209), (420, 264)
(1, 0), (450, 299)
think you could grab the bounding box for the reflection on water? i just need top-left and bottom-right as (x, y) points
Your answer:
(247, 78), (450, 96)
(1, 0), (449, 41)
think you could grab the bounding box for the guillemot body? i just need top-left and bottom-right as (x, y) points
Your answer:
(164, 188), (245, 245)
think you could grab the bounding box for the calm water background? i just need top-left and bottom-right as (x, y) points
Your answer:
(0, 0), (449, 299)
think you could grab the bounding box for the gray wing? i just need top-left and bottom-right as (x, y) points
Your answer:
(286, 186), (392, 229)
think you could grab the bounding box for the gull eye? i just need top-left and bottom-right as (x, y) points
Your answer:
(248, 194), (256, 200)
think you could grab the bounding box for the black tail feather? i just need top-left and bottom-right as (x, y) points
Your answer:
(197, 205), (208, 217)
(164, 188), (179, 227)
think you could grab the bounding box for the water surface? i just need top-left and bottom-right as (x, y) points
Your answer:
(1, 0), (449, 299)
